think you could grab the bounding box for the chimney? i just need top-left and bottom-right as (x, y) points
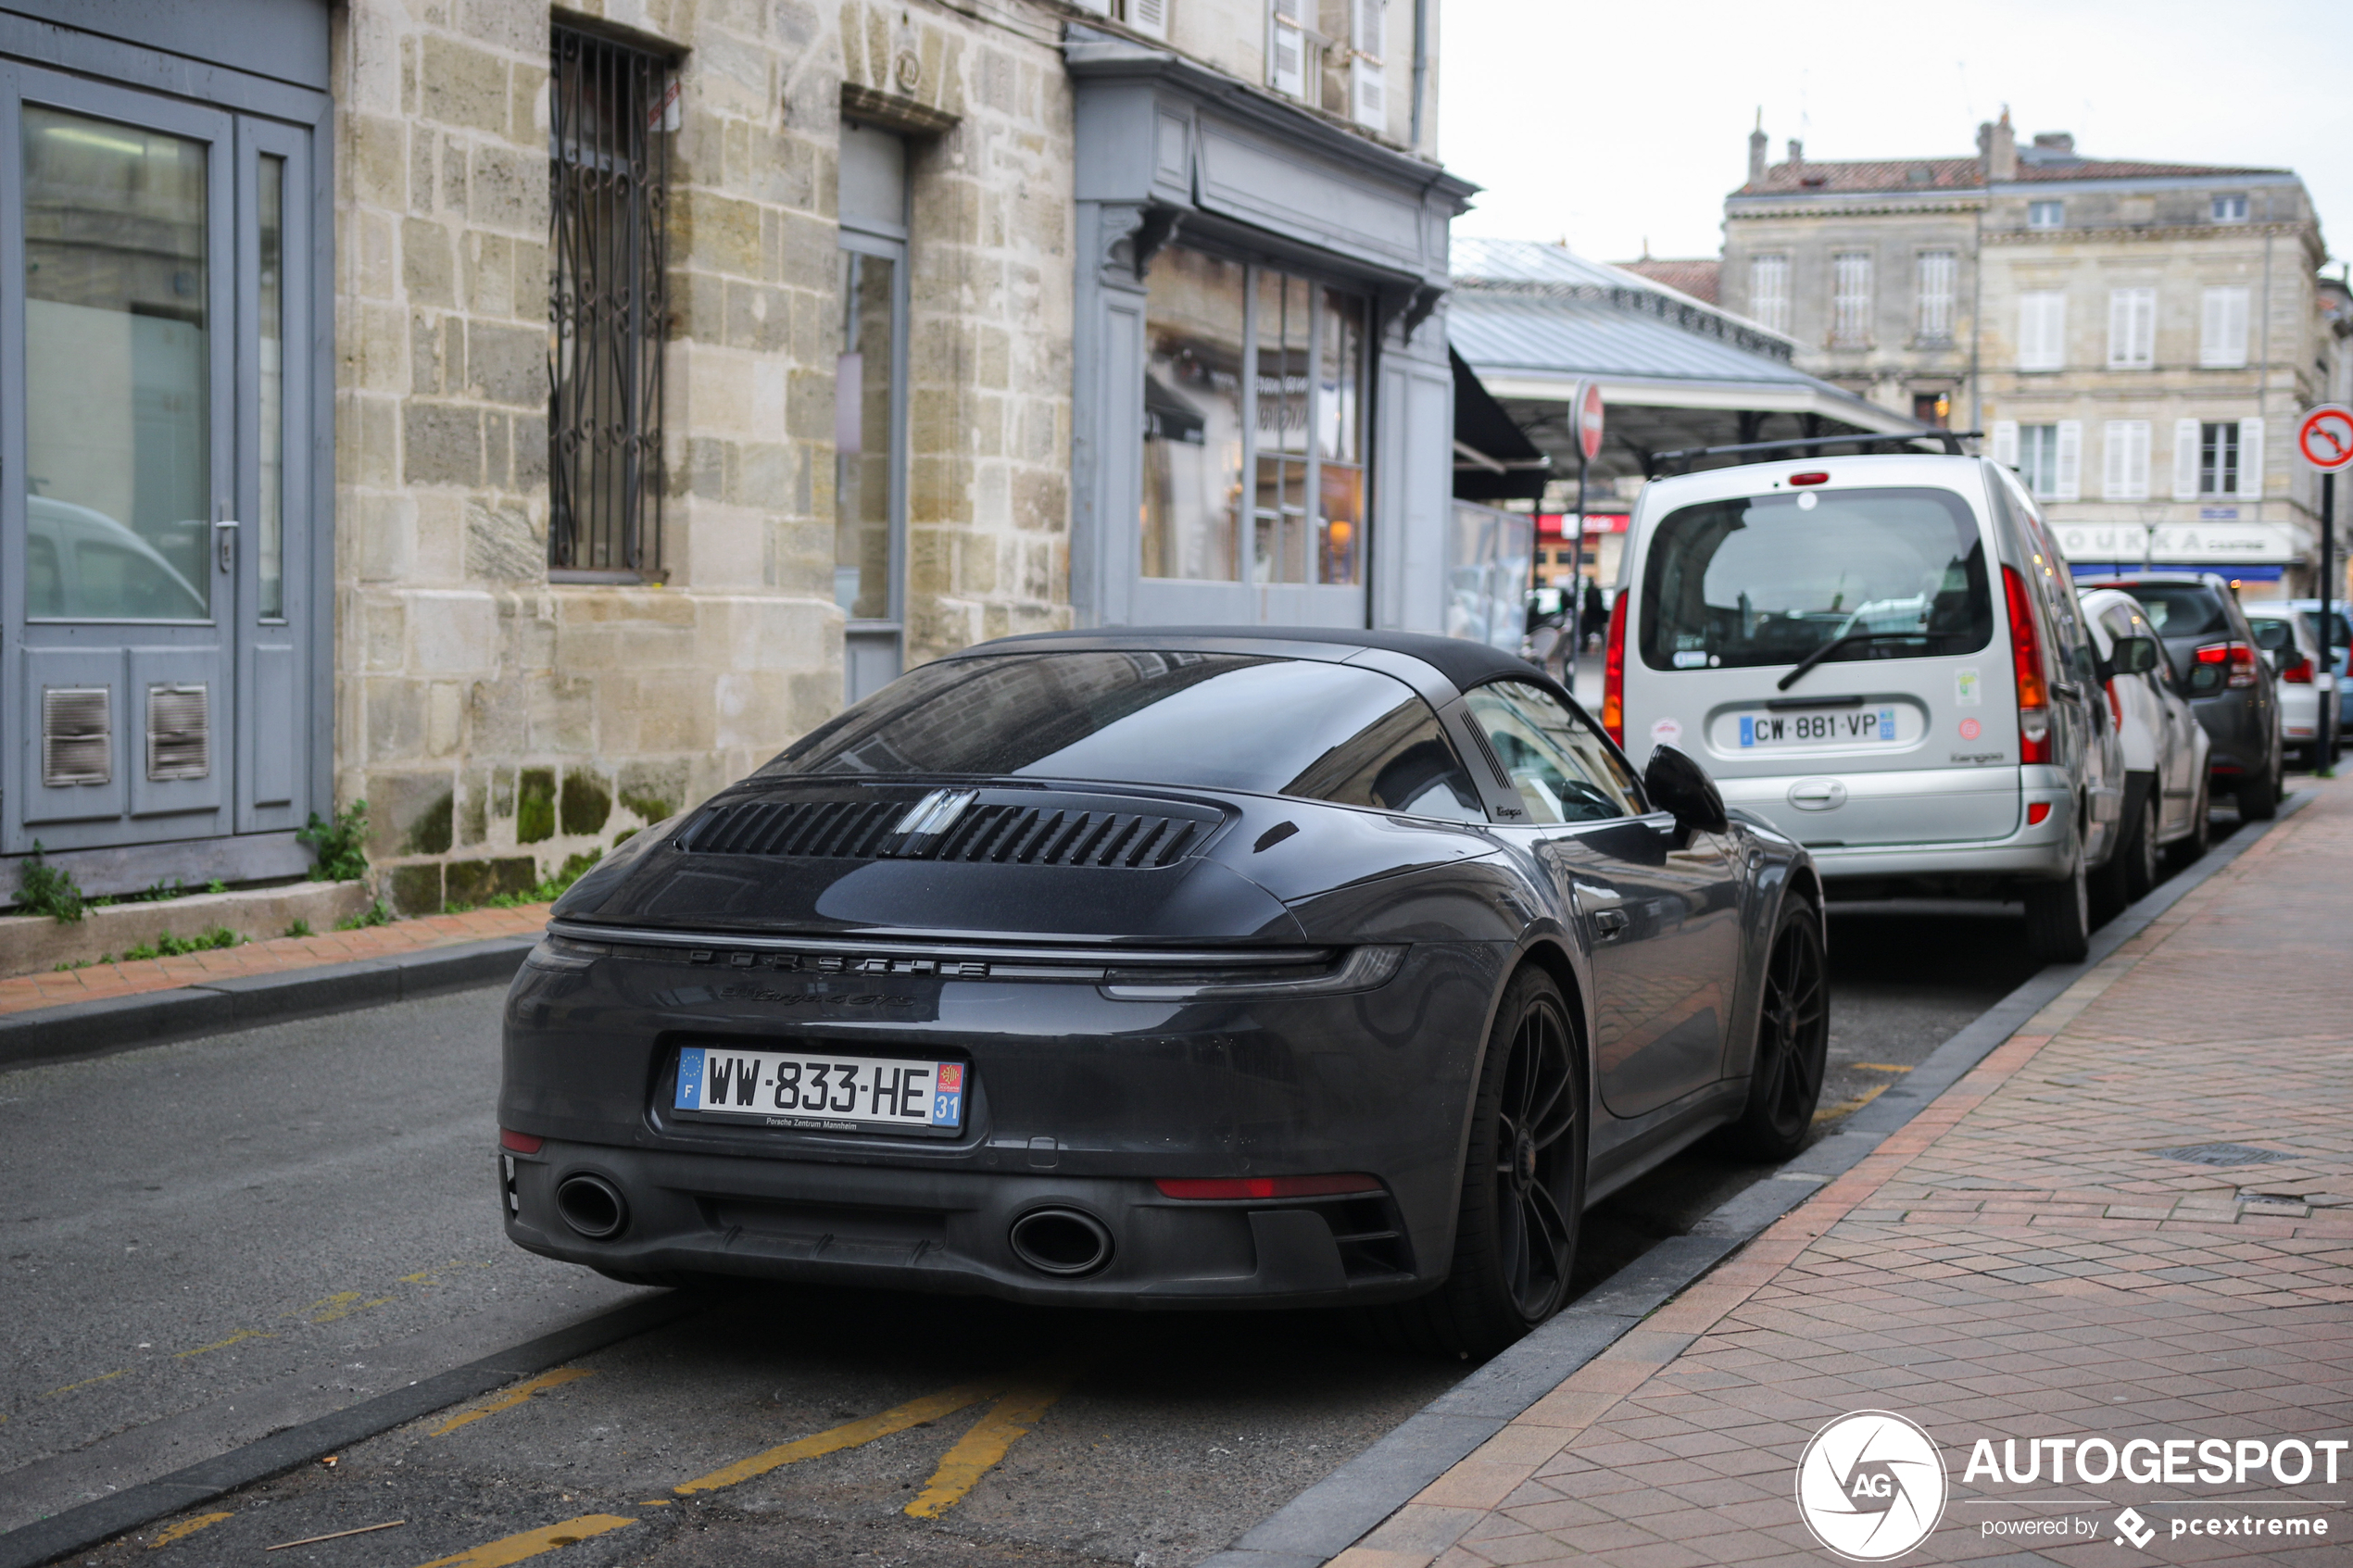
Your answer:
(1748, 109), (1767, 185)
(2031, 131), (2074, 156)
(1984, 108), (2016, 181)
(1787, 138), (1804, 170)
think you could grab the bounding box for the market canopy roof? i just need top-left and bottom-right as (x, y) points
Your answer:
(1447, 238), (1922, 492)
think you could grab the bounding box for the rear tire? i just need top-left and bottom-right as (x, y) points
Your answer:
(1728, 900), (1829, 1160)
(1364, 967), (1584, 1359)
(2169, 774), (2212, 870)
(2123, 791), (2160, 902)
(2023, 855), (2091, 964)
(2236, 759), (2278, 821)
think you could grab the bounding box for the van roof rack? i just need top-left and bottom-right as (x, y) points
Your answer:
(1645, 431), (1982, 478)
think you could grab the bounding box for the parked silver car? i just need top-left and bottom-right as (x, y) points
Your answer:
(1604, 440), (2124, 961)
(2244, 606), (2337, 769)
(2079, 587), (2210, 907)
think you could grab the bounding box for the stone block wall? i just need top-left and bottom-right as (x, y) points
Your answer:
(332, 0), (1076, 912)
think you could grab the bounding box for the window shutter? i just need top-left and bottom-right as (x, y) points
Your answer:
(1351, 0), (1387, 132)
(2103, 420), (2128, 500)
(2055, 420), (2082, 501)
(2108, 289), (2154, 369)
(2200, 286), (2249, 369)
(2020, 293), (2063, 370)
(2127, 421), (2151, 499)
(1269, 0), (1304, 96)
(2172, 418), (2201, 500)
(2237, 417), (2264, 498)
(1127, 0), (1168, 37)
(1067, 0), (1111, 12)
(2226, 289), (2251, 368)
(1993, 420), (2020, 470)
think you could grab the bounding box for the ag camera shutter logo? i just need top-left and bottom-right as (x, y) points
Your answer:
(1795, 1411), (1949, 1561)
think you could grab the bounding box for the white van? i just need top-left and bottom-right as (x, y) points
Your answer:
(1603, 441), (2125, 961)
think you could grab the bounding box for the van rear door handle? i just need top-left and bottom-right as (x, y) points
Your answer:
(1592, 909), (1629, 940)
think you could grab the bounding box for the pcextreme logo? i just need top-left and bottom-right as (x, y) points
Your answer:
(1794, 1411), (1949, 1562)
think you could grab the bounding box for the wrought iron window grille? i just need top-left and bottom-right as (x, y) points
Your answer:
(548, 24), (672, 578)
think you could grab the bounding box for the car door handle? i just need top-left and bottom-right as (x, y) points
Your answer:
(1592, 909), (1629, 940)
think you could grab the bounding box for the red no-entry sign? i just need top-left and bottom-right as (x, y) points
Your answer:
(2298, 404), (2353, 472)
(1577, 382), (1605, 462)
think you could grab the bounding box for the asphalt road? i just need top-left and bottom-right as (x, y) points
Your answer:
(5, 903), (2047, 1567)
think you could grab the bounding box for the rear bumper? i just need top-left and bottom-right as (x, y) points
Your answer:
(1717, 765), (2072, 885)
(501, 1141), (1433, 1308)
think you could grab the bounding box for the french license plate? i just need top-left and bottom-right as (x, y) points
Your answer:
(674, 1046), (964, 1135)
(1737, 709), (1898, 747)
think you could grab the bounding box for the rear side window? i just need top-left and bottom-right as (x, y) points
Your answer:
(1640, 486), (1993, 671)
(1464, 680), (1642, 823)
(2120, 583), (2229, 638)
(761, 650), (1485, 820)
(2247, 618), (2296, 653)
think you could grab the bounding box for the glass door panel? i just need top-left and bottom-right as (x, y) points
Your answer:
(22, 105), (213, 620)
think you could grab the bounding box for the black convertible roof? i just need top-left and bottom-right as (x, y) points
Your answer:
(971, 626), (1543, 695)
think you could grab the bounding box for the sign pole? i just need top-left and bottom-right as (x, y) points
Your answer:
(2296, 404), (2353, 774)
(2323, 470), (2336, 775)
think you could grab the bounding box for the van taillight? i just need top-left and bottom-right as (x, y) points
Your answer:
(1602, 592), (1628, 744)
(2282, 655), (2315, 684)
(2002, 564), (2051, 764)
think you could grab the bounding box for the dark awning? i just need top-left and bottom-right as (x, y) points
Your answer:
(1450, 346), (1550, 502)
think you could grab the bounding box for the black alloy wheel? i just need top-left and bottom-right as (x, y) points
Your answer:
(1730, 903), (1829, 1160)
(1491, 989), (1579, 1321)
(1363, 967), (1584, 1358)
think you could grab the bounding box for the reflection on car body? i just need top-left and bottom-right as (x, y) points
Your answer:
(499, 629), (1825, 1355)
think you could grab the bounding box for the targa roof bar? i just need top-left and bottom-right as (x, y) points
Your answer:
(1645, 431), (1982, 479)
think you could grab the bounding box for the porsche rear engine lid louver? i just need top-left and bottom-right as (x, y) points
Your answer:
(679, 793), (1214, 868)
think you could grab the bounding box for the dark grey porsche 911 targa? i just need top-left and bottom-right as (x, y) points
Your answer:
(498, 628), (1827, 1354)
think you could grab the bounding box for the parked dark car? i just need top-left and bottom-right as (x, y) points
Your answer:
(498, 629), (1826, 1355)
(2082, 573), (2284, 820)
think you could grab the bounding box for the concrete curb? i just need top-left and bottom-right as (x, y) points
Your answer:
(0, 1293), (699, 1568)
(1196, 795), (2310, 1568)
(0, 935), (538, 1072)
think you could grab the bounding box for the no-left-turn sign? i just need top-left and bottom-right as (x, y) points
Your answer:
(2298, 404), (2353, 471)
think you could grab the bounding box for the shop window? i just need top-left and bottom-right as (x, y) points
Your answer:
(548, 25), (672, 577)
(1142, 246), (1368, 588)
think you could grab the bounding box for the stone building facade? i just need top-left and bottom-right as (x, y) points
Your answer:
(1719, 113), (2339, 596)
(2, 0), (1464, 911)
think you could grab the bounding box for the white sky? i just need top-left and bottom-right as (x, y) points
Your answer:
(1441, 0), (2353, 270)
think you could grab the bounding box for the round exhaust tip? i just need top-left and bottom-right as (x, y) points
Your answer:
(1008, 1207), (1113, 1277)
(555, 1173), (628, 1239)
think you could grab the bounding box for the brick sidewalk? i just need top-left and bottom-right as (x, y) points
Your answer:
(1341, 778), (2353, 1568)
(0, 903), (548, 1018)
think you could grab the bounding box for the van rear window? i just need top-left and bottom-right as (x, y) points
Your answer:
(1639, 486), (1994, 672)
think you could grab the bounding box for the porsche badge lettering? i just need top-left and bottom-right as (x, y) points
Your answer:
(686, 950), (989, 979)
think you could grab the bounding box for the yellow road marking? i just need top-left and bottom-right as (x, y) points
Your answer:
(147, 1512), (232, 1549)
(296, 1291), (395, 1324)
(411, 1514), (635, 1568)
(41, 1368), (126, 1399)
(399, 1261), (489, 1286)
(904, 1360), (1088, 1520)
(175, 1330), (274, 1360)
(431, 1369), (597, 1436)
(1853, 1062), (1912, 1073)
(1813, 1082), (1894, 1125)
(673, 1380), (1009, 1496)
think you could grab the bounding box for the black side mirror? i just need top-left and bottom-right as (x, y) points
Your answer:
(2110, 635), (2159, 676)
(1643, 745), (1729, 834)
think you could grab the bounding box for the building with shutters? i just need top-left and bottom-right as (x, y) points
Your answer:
(1, 0), (1466, 919)
(1718, 112), (2339, 596)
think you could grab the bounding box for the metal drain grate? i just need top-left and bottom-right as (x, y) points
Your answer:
(2152, 1143), (2291, 1167)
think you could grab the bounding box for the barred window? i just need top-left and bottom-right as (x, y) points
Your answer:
(548, 25), (672, 577)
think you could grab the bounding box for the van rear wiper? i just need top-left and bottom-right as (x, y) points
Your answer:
(1775, 631), (1931, 691)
